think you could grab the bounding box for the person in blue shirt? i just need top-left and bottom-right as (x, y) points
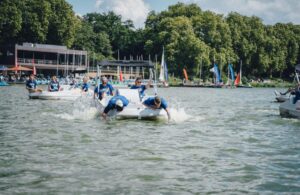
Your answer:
(26, 74), (42, 93)
(143, 96), (171, 120)
(94, 77), (114, 100)
(292, 83), (300, 104)
(102, 95), (129, 120)
(130, 77), (151, 99)
(81, 77), (89, 92)
(48, 75), (60, 92)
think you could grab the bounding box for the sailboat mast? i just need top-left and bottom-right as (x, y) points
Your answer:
(240, 60), (243, 85)
(159, 46), (165, 82)
(199, 56), (202, 84)
(155, 54), (157, 83)
(220, 56), (222, 82)
(227, 61), (230, 86)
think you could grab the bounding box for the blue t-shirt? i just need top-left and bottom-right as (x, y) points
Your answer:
(143, 97), (168, 109)
(82, 83), (89, 92)
(26, 79), (37, 89)
(94, 83), (114, 99)
(104, 95), (129, 114)
(49, 81), (60, 91)
(130, 85), (146, 98)
(293, 88), (300, 104)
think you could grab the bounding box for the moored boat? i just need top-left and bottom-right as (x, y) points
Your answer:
(0, 81), (9, 86)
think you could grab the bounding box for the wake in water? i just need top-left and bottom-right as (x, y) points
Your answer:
(46, 95), (99, 120)
(47, 94), (202, 123)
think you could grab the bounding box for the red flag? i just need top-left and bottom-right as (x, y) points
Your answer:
(33, 66), (36, 75)
(32, 57), (36, 75)
(119, 69), (123, 81)
(183, 68), (188, 81)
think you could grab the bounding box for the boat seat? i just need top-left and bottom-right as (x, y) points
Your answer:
(118, 89), (140, 103)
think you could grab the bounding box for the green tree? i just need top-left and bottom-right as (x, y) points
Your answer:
(0, 0), (22, 44)
(19, 0), (51, 43)
(45, 0), (78, 47)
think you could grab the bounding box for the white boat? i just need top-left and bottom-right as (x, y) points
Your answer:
(279, 64), (300, 118)
(94, 89), (167, 120)
(279, 100), (300, 119)
(29, 85), (85, 100)
(274, 90), (289, 102)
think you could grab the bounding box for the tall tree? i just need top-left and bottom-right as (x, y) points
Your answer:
(0, 0), (22, 44)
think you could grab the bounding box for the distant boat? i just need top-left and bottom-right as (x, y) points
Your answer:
(0, 81), (9, 86)
(234, 60), (252, 88)
(158, 47), (169, 87)
(209, 64), (223, 87)
(234, 72), (241, 86)
(225, 64), (235, 88)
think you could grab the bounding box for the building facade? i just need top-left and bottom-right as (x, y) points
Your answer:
(0, 43), (88, 76)
(90, 60), (155, 80)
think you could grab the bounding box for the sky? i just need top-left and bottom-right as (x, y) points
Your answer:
(67, 0), (300, 28)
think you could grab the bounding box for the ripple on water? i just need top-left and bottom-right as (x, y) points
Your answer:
(0, 86), (300, 193)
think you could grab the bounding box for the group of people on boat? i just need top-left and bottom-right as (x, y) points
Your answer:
(94, 76), (170, 121)
(26, 74), (170, 120)
(26, 74), (90, 93)
(280, 83), (300, 104)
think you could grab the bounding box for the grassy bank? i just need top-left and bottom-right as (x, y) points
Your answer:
(167, 76), (295, 88)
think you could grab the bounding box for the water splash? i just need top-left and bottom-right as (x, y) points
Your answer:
(56, 107), (98, 120)
(169, 107), (191, 123)
(47, 95), (99, 121)
(167, 98), (204, 123)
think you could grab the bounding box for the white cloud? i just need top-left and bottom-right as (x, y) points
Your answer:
(184, 0), (300, 24)
(95, 0), (150, 28)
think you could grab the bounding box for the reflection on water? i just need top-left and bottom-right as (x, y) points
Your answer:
(0, 86), (299, 193)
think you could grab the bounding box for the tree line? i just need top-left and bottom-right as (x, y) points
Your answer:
(1, 0), (299, 80)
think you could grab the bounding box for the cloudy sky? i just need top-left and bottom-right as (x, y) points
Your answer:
(67, 0), (300, 28)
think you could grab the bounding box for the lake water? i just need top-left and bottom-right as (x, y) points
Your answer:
(0, 85), (299, 194)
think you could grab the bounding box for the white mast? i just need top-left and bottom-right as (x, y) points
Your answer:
(159, 46), (165, 82)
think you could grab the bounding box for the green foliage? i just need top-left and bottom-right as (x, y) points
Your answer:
(144, 3), (300, 80)
(83, 12), (144, 59)
(45, 0), (78, 47)
(0, 0), (78, 47)
(0, 0), (22, 44)
(0, 1), (299, 80)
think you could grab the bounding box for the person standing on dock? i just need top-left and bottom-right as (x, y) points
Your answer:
(101, 95), (129, 120)
(26, 74), (42, 93)
(48, 75), (60, 92)
(94, 76), (114, 100)
(130, 77), (151, 99)
(143, 96), (171, 121)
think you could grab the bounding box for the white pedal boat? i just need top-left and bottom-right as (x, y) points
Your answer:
(279, 99), (300, 119)
(29, 85), (84, 100)
(95, 89), (167, 120)
(274, 90), (289, 102)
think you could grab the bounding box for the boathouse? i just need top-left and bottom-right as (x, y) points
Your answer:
(89, 60), (155, 80)
(0, 43), (88, 76)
